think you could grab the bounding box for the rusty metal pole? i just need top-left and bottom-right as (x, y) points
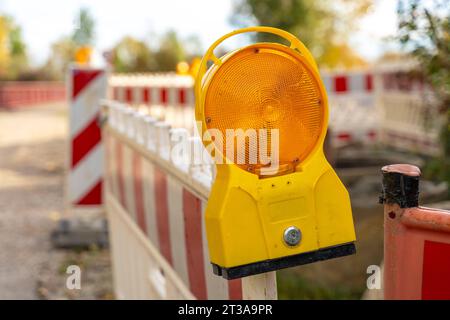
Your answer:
(380, 164), (450, 300)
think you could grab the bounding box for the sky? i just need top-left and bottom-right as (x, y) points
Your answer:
(0, 0), (399, 66)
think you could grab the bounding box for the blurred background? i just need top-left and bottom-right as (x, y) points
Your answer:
(0, 0), (448, 299)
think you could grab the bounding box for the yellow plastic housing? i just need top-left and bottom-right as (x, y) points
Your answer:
(195, 27), (356, 271)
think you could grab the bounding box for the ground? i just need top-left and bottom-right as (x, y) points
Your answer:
(0, 103), (113, 299)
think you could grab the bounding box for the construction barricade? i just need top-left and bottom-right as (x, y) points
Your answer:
(101, 99), (277, 300)
(380, 164), (450, 299)
(0, 81), (65, 109)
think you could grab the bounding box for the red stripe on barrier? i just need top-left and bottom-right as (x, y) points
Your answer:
(182, 189), (207, 299)
(133, 152), (147, 234)
(178, 88), (186, 105)
(228, 279), (243, 300)
(160, 88), (168, 105)
(143, 88), (151, 103)
(367, 130), (377, 140)
(334, 76), (347, 93)
(154, 168), (173, 265)
(365, 74), (373, 92)
(116, 141), (126, 208)
(72, 69), (102, 99)
(337, 132), (352, 141)
(76, 180), (102, 205)
(125, 87), (133, 103)
(71, 116), (101, 168)
(422, 240), (450, 300)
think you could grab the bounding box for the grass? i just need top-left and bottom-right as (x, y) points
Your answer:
(277, 270), (364, 300)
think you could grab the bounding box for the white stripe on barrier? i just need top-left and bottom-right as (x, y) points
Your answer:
(123, 144), (137, 221)
(71, 73), (107, 136)
(349, 73), (364, 92)
(68, 143), (103, 203)
(142, 159), (160, 249)
(167, 175), (190, 286)
(107, 134), (119, 198)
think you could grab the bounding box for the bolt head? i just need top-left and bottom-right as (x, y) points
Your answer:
(283, 226), (301, 246)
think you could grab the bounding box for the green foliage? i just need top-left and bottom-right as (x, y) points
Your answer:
(32, 8), (97, 80)
(112, 36), (156, 73)
(231, 0), (372, 68)
(72, 7), (95, 46)
(398, 0), (450, 195)
(277, 270), (363, 300)
(40, 36), (77, 80)
(111, 31), (198, 73)
(153, 30), (186, 72)
(0, 14), (28, 80)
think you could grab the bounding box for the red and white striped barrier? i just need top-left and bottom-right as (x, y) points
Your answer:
(109, 74), (194, 107)
(67, 66), (107, 207)
(322, 72), (373, 94)
(106, 67), (442, 160)
(321, 71), (378, 147)
(0, 81), (65, 109)
(108, 71), (380, 148)
(381, 164), (450, 299)
(102, 100), (277, 300)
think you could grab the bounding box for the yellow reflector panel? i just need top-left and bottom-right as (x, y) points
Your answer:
(204, 44), (324, 174)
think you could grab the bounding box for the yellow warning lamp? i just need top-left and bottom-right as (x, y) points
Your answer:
(195, 27), (356, 279)
(74, 46), (92, 65)
(176, 61), (190, 75)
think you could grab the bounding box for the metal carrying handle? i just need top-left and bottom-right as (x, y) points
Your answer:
(194, 26), (318, 100)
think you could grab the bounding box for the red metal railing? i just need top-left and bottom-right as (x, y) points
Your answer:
(0, 82), (66, 109)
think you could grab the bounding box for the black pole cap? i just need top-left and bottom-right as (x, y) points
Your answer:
(380, 164), (420, 208)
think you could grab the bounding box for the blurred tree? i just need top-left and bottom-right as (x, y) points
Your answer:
(112, 36), (156, 73)
(39, 7), (96, 80)
(72, 7), (95, 46)
(0, 15), (28, 80)
(154, 30), (186, 72)
(0, 16), (10, 77)
(41, 36), (77, 80)
(230, 0), (372, 68)
(397, 0), (450, 194)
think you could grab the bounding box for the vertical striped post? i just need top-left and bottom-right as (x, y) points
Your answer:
(67, 66), (107, 207)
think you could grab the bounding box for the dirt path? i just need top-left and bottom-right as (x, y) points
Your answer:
(0, 103), (67, 299)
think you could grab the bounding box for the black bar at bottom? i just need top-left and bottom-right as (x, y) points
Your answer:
(212, 242), (356, 280)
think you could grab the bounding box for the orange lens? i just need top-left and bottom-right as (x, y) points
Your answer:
(204, 43), (325, 175)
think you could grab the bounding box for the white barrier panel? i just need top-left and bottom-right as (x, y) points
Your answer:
(103, 100), (277, 300)
(378, 91), (441, 155)
(67, 66), (107, 207)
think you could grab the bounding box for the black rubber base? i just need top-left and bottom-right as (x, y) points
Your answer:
(212, 242), (356, 280)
